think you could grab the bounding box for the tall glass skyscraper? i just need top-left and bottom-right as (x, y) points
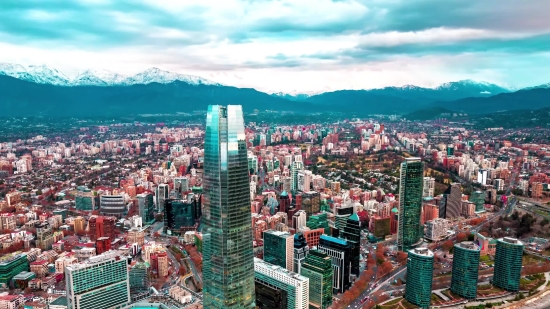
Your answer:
(493, 237), (524, 292)
(405, 247), (434, 309)
(451, 241), (481, 299)
(202, 105), (256, 308)
(398, 157), (424, 251)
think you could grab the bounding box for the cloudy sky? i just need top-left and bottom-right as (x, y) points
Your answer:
(1, 0), (550, 93)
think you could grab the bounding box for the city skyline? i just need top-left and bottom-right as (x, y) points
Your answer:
(0, 105), (549, 308)
(2, 1), (550, 93)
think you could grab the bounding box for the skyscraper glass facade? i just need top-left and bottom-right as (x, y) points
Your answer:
(440, 183), (461, 219)
(398, 158), (424, 251)
(263, 230), (293, 271)
(470, 190), (485, 212)
(341, 213), (361, 276)
(163, 196), (199, 234)
(451, 242), (480, 299)
(202, 105), (256, 309)
(294, 233), (310, 274)
(65, 253), (130, 309)
(301, 249), (333, 309)
(0, 254), (29, 286)
(317, 235), (352, 294)
(137, 193), (155, 223)
(254, 258), (309, 309)
(493, 237), (524, 292)
(405, 248), (434, 309)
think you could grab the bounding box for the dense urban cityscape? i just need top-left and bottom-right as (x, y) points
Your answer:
(2, 1), (550, 308)
(0, 105), (549, 309)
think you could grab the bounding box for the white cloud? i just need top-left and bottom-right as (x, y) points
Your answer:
(2, 0), (550, 93)
(358, 27), (528, 48)
(25, 10), (66, 22)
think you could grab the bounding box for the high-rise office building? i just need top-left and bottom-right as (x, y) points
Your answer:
(300, 249), (333, 309)
(254, 258), (309, 309)
(317, 235), (352, 294)
(263, 230), (294, 272)
(155, 184), (169, 211)
(293, 210), (307, 231)
(129, 262), (148, 294)
(477, 169), (488, 185)
(493, 237), (524, 292)
(440, 183), (461, 219)
(470, 190), (485, 212)
(405, 247), (434, 309)
(397, 158), (424, 251)
(340, 213), (361, 276)
(291, 161), (304, 192)
(451, 242), (480, 299)
(248, 153), (259, 175)
(302, 191), (320, 217)
(137, 192), (155, 223)
(163, 194), (200, 235)
(202, 105), (256, 309)
(174, 176), (190, 197)
(65, 251), (130, 309)
(293, 233), (310, 274)
(255, 279), (288, 309)
(279, 191), (290, 213)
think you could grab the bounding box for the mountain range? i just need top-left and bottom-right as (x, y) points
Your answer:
(0, 63), (220, 87)
(1, 63), (549, 118)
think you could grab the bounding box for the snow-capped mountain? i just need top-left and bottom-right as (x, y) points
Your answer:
(122, 67), (221, 86)
(270, 91), (321, 101)
(436, 79), (509, 95)
(0, 63), (71, 86)
(272, 80), (511, 101)
(72, 69), (128, 86)
(0, 63), (221, 87)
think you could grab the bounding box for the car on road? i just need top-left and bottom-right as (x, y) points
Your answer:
(361, 296), (369, 303)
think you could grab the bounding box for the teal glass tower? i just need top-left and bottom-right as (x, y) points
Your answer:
(451, 242), (480, 299)
(493, 237), (524, 292)
(65, 252), (130, 309)
(470, 190), (485, 212)
(202, 105), (256, 308)
(405, 247), (434, 309)
(397, 157), (424, 251)
(301, 249), (334, 309)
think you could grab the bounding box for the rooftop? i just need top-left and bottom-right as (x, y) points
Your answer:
(66, 250), (122, 271)
(320, 234), (348, 246)
(457, 241), (480, 251)
(50, 297), (68, 306)
(264, 230), (291, 238)
(254, 257), (308, 282)
(500, 237), (524, 246)
(410, 247), (434, 257)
